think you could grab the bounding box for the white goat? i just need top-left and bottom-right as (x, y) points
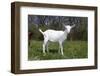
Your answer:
(39, 25), (75, 55)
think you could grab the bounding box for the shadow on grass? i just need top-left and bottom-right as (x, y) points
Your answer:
(36, 48), (60, 54)
(48, 49), (59, 53)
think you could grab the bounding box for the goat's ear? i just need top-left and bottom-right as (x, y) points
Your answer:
(71, 24), (75, 28)
(62, 23), (66, 28)
(62, 23), (65, 26)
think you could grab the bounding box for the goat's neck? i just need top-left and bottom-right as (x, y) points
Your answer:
(63, 29), (68, 36)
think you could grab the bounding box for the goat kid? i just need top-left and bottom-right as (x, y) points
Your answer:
(39, 25), (75, 56)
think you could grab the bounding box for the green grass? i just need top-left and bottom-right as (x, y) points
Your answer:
(28, 40), (88, 60)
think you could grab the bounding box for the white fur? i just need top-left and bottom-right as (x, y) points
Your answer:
(39, 25), (75, 55)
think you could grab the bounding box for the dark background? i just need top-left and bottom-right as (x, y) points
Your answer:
(28, 15), (88, 41)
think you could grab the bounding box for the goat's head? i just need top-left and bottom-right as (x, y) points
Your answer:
(64, 24), (75, 33)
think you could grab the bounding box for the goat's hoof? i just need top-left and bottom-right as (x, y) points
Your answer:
(62, 54), (64, 56)
(43, 53), (46, 56)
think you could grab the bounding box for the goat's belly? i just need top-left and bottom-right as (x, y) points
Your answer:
(49, 39), (58, 42)
(48, 37), (59, 42)
(49, 36), (66, 42)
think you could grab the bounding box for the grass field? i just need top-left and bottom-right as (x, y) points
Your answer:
(28, 40), (88, 60)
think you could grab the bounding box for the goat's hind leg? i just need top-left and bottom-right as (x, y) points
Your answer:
(46, 41), (49, 53)
(43, 38), (48, 55)
(43, 43), (46, 54)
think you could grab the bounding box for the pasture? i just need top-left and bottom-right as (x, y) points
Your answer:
(28, 40), (88, 60)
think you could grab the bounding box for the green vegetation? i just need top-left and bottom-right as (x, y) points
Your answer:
(28, 40), (88, 60)
(28, 15), (88, 60)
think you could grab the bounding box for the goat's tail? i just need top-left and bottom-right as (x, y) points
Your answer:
(39, 29), (44, 35)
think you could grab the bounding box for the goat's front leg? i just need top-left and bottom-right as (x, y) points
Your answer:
(58, 45), (61, 54)
(59, 42), (64, 56)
